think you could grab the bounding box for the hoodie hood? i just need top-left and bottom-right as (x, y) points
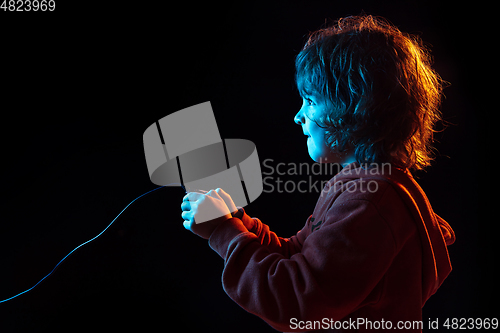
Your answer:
(338, 163), (455, 304)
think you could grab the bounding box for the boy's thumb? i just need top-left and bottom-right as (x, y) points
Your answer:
(216, 188), (238, 213)
(215, 188), (230, 200)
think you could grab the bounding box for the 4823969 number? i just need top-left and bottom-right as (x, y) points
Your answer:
(1, 0), (55, 11)
(443, 318), (498, 330)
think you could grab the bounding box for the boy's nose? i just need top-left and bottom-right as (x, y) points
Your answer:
(294, 110), (304, 125)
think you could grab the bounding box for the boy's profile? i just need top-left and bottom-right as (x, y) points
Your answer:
(181, 15), (455, 332)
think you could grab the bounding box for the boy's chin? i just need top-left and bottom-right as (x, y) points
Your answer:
(310, 152), (349, 165)
(310, 154), (336, 164)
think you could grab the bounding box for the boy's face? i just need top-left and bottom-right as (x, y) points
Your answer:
(294, 92), (354, 165)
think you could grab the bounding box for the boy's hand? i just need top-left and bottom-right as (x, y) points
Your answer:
(215, 188), (238, 216)
(181, 189), (232, 239)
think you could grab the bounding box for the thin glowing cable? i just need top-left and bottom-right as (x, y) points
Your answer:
(0, 183), (186, 304)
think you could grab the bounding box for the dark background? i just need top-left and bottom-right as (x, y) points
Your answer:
(0, 1), (491, 332)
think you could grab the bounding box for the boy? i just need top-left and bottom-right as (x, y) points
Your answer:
(181, 15), (455, 332)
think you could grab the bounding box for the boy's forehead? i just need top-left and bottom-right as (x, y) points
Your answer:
(297, 75), (331, 104)
(298, 79), (318, 96)
(299, 85), (325, 101)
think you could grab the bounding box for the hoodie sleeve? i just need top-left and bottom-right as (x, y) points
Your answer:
(208, 198), (398, 332)
(234, 207), (308, 257)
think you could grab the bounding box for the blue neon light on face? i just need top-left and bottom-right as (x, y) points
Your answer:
(294, 92), (337, 163)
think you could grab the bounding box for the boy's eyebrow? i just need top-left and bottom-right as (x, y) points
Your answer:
(298, 88), (314, 98)
(300, 90), (322, 100)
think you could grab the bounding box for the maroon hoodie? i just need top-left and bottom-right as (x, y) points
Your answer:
(209, 162), (455, 332)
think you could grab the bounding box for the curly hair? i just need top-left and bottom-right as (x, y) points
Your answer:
(295, 15), (445, 170)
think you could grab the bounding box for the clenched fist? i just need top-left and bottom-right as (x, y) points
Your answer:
(181, 188), (233, 239)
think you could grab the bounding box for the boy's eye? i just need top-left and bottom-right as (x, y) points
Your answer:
(305, 98), (314, 106)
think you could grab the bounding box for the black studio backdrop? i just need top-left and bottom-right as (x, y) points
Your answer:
(0, 1), (491, 332)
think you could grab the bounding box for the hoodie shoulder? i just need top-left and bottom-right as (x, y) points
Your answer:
(320, 162), (454, 303)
